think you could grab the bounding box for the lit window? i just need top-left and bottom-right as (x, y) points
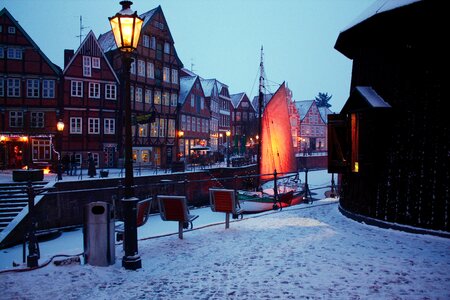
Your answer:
(163, 67), (170, 82)
(154, 90), (161, 104)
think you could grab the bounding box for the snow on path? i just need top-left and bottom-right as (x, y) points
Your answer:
(1, 201), (449, 299)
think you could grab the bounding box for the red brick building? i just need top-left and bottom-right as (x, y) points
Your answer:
(99, 5), (183, 168)
(0, 8), (62, 170)
(61, 30), (120, 169)
(295, 100), (328, 154)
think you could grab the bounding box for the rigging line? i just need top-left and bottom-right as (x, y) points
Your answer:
(249, 66), (260, 101)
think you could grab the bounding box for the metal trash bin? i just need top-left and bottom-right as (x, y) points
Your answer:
(83, 201), (115, 266)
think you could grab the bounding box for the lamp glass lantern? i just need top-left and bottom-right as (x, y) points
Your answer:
(109, 1), (143, 53)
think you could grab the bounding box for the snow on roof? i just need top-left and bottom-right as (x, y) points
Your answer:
(200, 79), (217, 97)
(178, 76), (198, 105)
(355, 86), (391, 108)
(230, 93), (245, 108)
(295, 100), (315, 120)
(318, 107), (333, 124)
(341, 0), (422, 32)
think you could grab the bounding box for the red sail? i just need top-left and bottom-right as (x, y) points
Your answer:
(260, 83), (296, 181)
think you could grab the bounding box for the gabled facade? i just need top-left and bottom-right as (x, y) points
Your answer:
(295, 100), (328, 153)
(0, 8), (62, 170)
(178, 75), (209, 161)
(286, 87), (301, 154)
(216, 81), (232, 149)
(200, 78), (220, 152)
(99, 5), (183, 168)
(62, 30), (120, 168)
(230, 92), (257, 155)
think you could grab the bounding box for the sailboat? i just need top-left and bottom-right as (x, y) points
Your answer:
(238, 48), (304, 213)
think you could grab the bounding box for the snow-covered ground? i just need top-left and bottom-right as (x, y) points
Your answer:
(0, 170), (449, 299)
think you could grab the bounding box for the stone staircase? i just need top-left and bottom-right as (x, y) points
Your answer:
(0, 182), (47, 233)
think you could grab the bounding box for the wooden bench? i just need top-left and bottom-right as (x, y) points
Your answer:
(209, 188), (243, 229)
(115, 197), (152, 242)
(157, 195), (199, 239)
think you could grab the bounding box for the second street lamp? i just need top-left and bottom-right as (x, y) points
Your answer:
(56, 120), (64, 181)
(226, 130), (231, 167)
(109, 0), (143, 270)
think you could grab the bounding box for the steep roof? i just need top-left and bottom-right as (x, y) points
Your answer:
(230, 93), (245, 108)
(200, 79), (217, 97)
(63, 30), (119, 83)
(0, 8), (61, 75)
(341, 86), (391, 113)
(251, 93), (273, 112)
(294, 100), (315, 121)
(318, 107), (333, 124)
(178, 76), (198, 105)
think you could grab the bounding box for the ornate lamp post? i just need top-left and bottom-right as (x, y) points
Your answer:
(109, 0), (143, 270)
(56, 120), (64, 181)
(226, 130), (231, 167)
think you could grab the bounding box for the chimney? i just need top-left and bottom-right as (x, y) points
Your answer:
(64, 49), (74, 68)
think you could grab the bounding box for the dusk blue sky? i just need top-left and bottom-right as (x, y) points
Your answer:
(3, 0), (376, 111)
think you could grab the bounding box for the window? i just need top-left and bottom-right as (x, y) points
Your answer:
(197, 118), (200, 133)
(32, 139), (51, 160)
(0, 79), (3, 96)
(130, 59), (136, 74)
(162, 92), (169, 106)
(7, 48), (22, 59)
(187, 116), (191, 131)
(171, 69), (178, 84)
(181, 115), (186, 131)
(130, 86), (134, 101)
(164, 42), (170, 54)
(150, 120), (158, 137)
(105, 84), (116, 100)
(7, 78), (20, 97)
(192, 117), (196, 132)
(70, 117), (82, 134)
(92, 57), (100, 69)
(159, 118), (165, 137)
(155, 21), (164, 30)
(136, 87), (143, 102)
(8, 26), (16, 34)
(43, 80), (55, 98)
(89, 82), (100, 99)
(191, 95), (195, 107)
(104, 118), (115, 134)
(138, 124), (147, 137)
(236, 112), (241, 121)
(145, 89), (152, 104)
(147, 62), (154, 79)
(26, 79), (40, 98)
(154, 90), (161, 104)
(71, 81), (83, 97)
(88, 118), (100, 134)
(150, 36), (156, 49)
(201, 97), (204, 110)
(168, 119), (175, 137)
(9, 111), (23, 127)
(143, 35), (150, 47)
(163, 67), (170, 82)
(30, 112), (44, 128)
(138, 60), (145, 77)
(83, 56), (91, 77)
(0, 47), (3, 58)
(171, 93), (177, 107)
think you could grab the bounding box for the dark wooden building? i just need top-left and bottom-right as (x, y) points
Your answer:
(230, 92), (257, 155)
(330, 0), (447, 231)
(0, 8), (62, 170)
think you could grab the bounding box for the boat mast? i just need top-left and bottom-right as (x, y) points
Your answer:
(257, 46), (264, 189)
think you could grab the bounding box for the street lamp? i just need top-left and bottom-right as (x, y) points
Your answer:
(177, 130), (184, 160)
(109, 0), (143, 270)
(56, 120), (64, 181)
(226, 130), (231, 167)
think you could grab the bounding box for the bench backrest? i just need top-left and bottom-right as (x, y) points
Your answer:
(158, 195), (188, 222)
(136, 198), (152, 227)
(209, 188), (237, 213)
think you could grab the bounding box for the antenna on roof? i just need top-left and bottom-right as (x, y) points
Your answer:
(190, 58), (196, 73)
(76, 16), (88, 45)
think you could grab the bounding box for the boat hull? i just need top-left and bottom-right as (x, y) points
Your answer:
(238, 192), (303, 213)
